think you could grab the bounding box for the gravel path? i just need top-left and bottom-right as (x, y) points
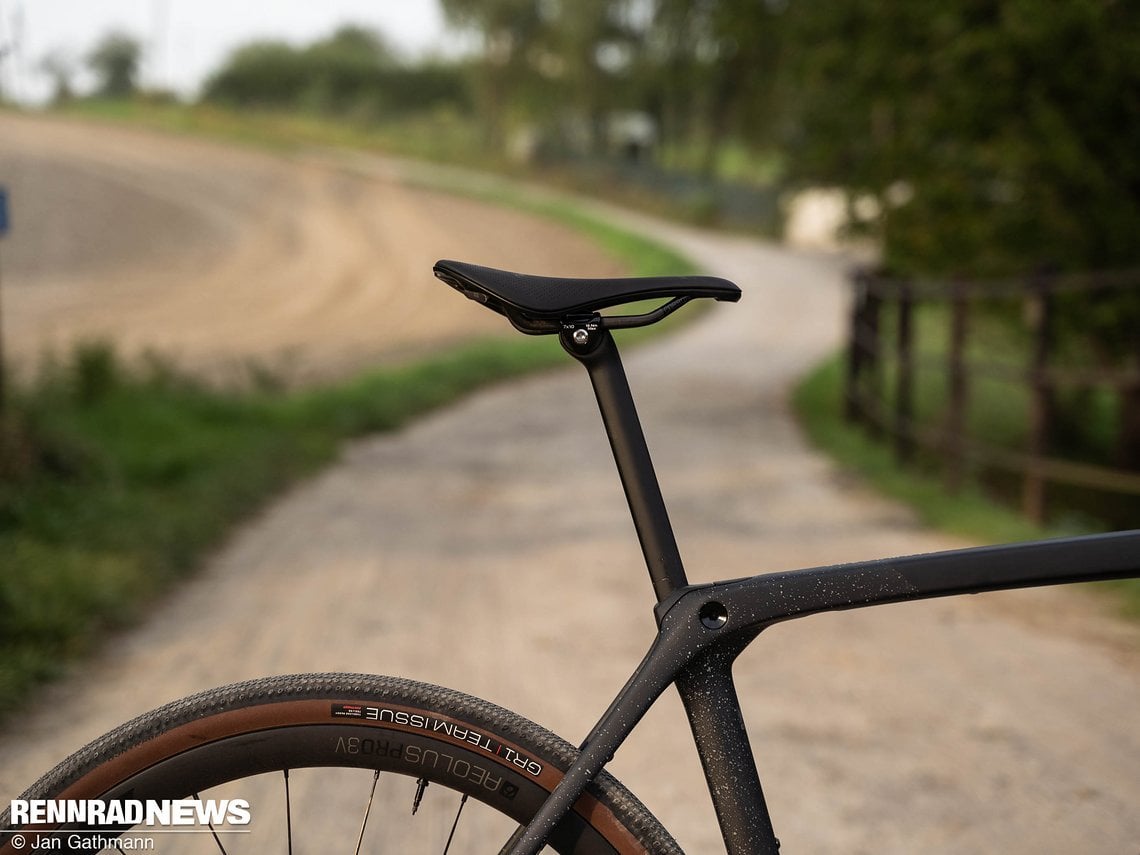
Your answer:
(1, 125), (1137, 853)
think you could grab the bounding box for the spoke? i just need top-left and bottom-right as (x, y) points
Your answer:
(442, 794), (468, 855)
(496, 825), (527, 855)
(354, 770), (381, 855)
(284, 769), (293, 855)
(193, 792), (229, 855)
(412, 778), (429, 816)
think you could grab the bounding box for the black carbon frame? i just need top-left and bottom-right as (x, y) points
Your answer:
(502, 325), (1140, 855)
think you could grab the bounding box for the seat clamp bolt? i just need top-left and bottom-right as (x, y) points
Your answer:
(573, 329), (590, 346)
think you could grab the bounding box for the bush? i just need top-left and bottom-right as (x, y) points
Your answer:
(201, 27), (470, 120)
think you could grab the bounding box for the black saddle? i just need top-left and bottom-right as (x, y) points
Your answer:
(434, 259), (740, 333)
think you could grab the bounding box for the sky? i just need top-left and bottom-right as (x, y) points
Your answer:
(0, 0), (456, 104)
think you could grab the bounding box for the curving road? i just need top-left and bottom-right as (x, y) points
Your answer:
(1, 119), (1137, 853)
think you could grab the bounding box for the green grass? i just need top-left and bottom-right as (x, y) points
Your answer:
(865, 303), (1121, 459)
(0, 331), (636, 715)
(792, 354), (1140, 617)
(53, 99), (502, 167)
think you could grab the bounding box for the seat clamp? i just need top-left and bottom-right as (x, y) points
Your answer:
(560, 315), (604, 355)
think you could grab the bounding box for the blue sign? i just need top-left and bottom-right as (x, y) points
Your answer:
(0, 187), (8, 236)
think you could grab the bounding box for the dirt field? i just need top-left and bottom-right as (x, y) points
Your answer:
(0, 112), (624, 383)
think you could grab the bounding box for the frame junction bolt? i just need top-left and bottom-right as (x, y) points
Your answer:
(573, 328), (590, 346)
(699, 602), (729, 630)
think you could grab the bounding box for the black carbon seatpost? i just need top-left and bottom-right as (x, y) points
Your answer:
(560, 320), (688, 602)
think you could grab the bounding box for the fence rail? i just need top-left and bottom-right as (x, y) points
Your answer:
(844, 267), (1140, 523)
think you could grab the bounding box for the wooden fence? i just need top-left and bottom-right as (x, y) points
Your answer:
(844, 268), (1140, 523)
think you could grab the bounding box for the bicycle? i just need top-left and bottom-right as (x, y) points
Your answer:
(2, 259), (1138, 854)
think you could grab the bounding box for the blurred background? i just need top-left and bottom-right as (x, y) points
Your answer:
(3, 1), (1137, 264)
(0, 0), (1137, 768)
(2, 1), (1136, 513)
(1, 7), (1139, 850)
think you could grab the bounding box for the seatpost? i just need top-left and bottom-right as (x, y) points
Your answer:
(561, 321), (688, 602)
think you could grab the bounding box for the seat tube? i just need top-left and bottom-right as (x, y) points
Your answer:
(676, 642), (781, 855)
(563, 325), (688, 601)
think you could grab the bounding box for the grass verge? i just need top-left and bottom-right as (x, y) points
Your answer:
(0, 338), (567, 715)
(792, 354), (1140, 618)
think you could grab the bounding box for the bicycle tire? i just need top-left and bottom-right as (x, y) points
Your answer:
(0, 673), (681, 854)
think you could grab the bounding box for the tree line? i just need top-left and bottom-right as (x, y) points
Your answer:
(440, 0), (1138, 275)
(200, 25), (468, 120)
(44, 3), (1140, 281)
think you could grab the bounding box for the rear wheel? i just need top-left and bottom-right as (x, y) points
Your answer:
(0, 674), (680, 854)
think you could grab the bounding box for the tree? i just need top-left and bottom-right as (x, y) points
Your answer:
(201, 41), (307, 107)
(87, 31), (142, 99)
(440, 0), (549, 147)
(779, 0), (1140, 278)
(300, 24), (397, 114)
(201, 26), (468, 120)
(779, 0), (1140, 466)
(206, 27), (394, 113)
(39, 49), (76, 105)
(643, 0), (785, 176)
(544, 0), (639, 155)
(308, 24), (398, 67)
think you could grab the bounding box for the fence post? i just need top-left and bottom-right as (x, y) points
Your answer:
(1023, 275), (1054, 522)
(863, 285), (883, 438)
(894, 280), (915, 463)
(944, 280), (968, 493)
(845, 270), (867, 423)
(847, 269), (881, 429)
(1121, 346), (1140, 472)
(1116, 285), (1140, 471)
(0, 186), (8, 418)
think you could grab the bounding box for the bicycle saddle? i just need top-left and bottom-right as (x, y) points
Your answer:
(434, 259), (741, 326)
